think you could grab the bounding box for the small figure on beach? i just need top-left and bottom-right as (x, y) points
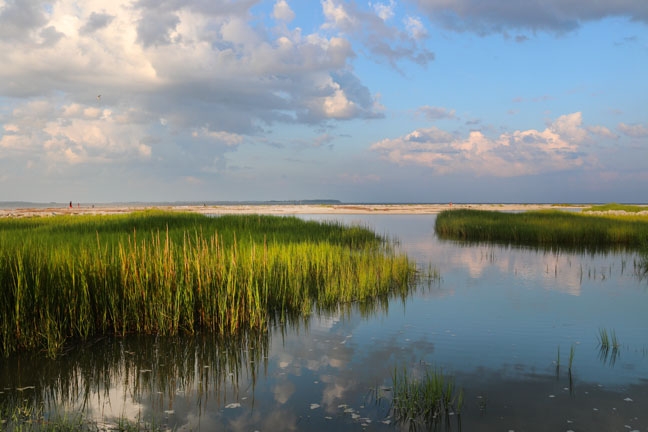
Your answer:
(69, 201), (72, 208)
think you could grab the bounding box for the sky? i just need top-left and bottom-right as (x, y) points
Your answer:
(0, 0), (647, 204)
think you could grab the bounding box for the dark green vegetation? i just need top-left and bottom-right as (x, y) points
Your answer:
(435, 209), (648, 251)
(0, 211), (421, 358)
(390, 366), (463, 430)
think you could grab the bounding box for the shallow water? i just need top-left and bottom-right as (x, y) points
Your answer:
(1, 214), (647, 431)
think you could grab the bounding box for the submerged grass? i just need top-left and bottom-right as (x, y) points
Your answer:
(597, 328), (621, 367)
(598, 328), (620, 350)
(0, 211), (420, 358)
(391, 366), (463, 430)
(435, 209), (648, 251)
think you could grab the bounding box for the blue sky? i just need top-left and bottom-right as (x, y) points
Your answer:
(0, 0), (646, 203)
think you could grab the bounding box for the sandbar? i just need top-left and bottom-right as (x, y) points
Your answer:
(0, 203), (584, 218)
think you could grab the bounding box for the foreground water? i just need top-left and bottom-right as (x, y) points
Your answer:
(1, 214), (647, 431)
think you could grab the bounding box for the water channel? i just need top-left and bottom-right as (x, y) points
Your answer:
(1, 214), (647, 431)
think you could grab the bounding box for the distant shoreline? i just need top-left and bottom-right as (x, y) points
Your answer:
(0, 203), (589, 218)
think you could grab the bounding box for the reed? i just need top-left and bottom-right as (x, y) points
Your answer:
(568, 344), (575, 371)
(391, 365), (463, 430)
(435, 209), (648, 251)
(597, 328), (619, 349)
(0, 212), (420, 358)
(598, 328), (610, 349)
(597, 328), (621, 367)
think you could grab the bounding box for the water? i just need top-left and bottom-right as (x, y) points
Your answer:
(1, 214), (647, 431)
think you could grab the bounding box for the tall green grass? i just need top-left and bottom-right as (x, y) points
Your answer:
(0, 211), (420, 358)
(435, 209), (648, 251)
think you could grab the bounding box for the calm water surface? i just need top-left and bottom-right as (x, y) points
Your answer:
(1, 214), (647, 431)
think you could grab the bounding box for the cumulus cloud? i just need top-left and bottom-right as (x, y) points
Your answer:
(618, 122), (648, 138)
(272, 0), (295, 22)
(0, 0), (390, 184)
(371, 0), (396, 21)
(370, 112), (597, 176)
(404, 15), (427, 39)
(80, 12), (115, 35)
(0, 100), (153, 168)
(410, 0), (648, 35)
(587, 125), (617, 139)
(0, 0), (49, 42)
(321, 0), (435, 67)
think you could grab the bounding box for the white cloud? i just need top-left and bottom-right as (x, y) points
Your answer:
(587, 125), (617, 139)
(193, 128), (245, 147)
(321, 84), (357, 118)
(404, 16), (427, 39)
(371, 113), (597, 176)
(372, 0), (396, 21)
(321, 0), (435, 67)
(321, 0), (358, 31)
(0, 0), (389, 186)
(273, 0), (295, 22)
(617, 122), (648, 138)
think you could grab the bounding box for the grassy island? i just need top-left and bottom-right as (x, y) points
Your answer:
(435, 208), (648, 251)
(0, 211), (420, 358)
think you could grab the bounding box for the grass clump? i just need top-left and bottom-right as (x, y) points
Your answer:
(435, 209), (648, 251)
(391, 366), (463, 430)
(583, 203), (648, 213)
(598, 328), (620, 350)
(0, 211), (420, 358)
(598, 328), (621, 367)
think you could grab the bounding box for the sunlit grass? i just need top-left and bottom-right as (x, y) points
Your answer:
(583, 203), (648, 213)
(435, 209), (648, 251)
(0, 211), (422, 358)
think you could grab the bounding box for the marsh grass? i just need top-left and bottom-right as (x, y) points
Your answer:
(583, 203), (648, 213)
(598, 328), (620, 366)
(435, 209), (648, 251)
(0, 211), (420, 358)
(391, 366), (463, 430)
(568, 344), (575, 372)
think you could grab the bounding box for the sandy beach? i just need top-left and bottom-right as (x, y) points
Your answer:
(0, 203), (585, 218)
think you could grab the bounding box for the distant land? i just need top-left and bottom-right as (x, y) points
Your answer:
(2, 200), (646, 211)
(0, 200), (342, 209)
